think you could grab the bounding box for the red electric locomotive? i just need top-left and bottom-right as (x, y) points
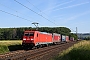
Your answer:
(22, 30), (53, 49)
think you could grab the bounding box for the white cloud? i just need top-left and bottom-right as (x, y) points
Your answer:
(53, 2), (89, 11)
(55, 10), (90, 25)
(42, 0), (75, 13)
(64, 10), (90, 23)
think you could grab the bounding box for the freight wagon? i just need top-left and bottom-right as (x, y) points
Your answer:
(66, 36), (69, 42)
(52, 33), (61, 44)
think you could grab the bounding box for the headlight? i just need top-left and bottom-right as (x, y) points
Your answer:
(23, 38), (26, 40)
(31, 39), (34, 40)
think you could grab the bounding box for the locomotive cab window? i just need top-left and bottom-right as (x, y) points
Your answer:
(24, 33), (29, 36)
(29, 32), (34, 36)
(24, 32), (34, 36)
(37, 34), (38, 37)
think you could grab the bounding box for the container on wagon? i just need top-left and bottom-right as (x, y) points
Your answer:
(70, 37), (74, 41)
(61, 35), (66, 42)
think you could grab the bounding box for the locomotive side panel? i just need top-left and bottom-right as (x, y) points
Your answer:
(34, 32), (53, 46)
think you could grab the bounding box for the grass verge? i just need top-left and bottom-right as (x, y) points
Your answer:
(52, 40), (90, 60)
(0, 40), (22, 54)
(0, 45), (9, 54)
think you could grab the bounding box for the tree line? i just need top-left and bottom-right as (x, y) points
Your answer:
(82, 37), (90, 40)
(0, 27), (78, 40)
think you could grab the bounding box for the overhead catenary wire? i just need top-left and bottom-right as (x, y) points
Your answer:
(14, 0), (58, 26)
(25, 0), (42, 12)
(0, 3), (44, 26)
(0, 10), (33, 22)
(25, 0), (60, 25)
(0, 2), (37, 21)
(0, 3), (17, 13)
(69, 28), (76, 32)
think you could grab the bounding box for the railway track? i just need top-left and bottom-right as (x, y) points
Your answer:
(0, 41), (77, 60)
(26, 41), (77, 60)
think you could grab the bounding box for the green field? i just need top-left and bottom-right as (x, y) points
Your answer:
(0, 40), (22, 54)
(52, 40), (90, 60)
(0, 40), (22, 46)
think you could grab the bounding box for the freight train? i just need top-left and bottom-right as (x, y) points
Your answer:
(22, 30), (74, 49)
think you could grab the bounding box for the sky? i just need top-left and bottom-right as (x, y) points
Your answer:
(0, 0), (90, 33)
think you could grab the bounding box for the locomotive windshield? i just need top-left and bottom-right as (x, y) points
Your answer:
(24, 32), (34, 36)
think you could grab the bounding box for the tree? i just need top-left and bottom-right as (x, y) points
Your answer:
(0, 27), (77, 40)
